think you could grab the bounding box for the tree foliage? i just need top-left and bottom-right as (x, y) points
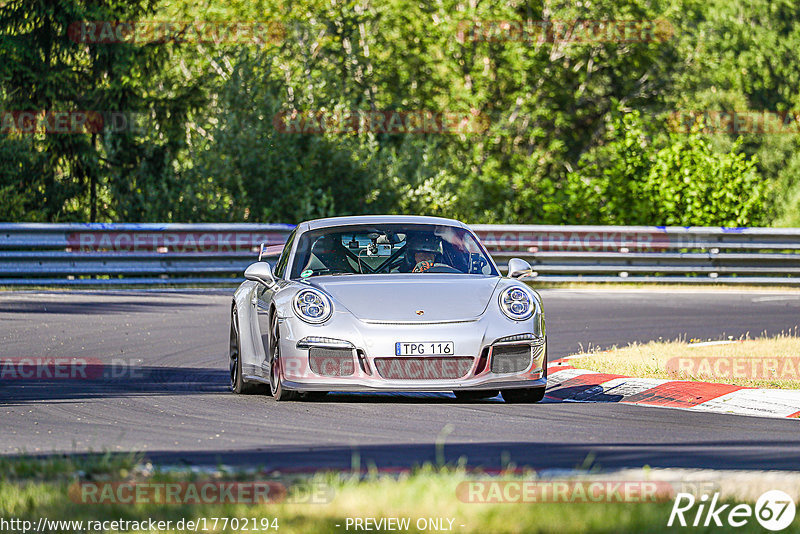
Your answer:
(0, 0), (796, 225)
(563, 107), (766, 225)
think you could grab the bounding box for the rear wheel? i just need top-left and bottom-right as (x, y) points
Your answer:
(230, 308), (259, 394)
(453, 390), (499, 401)
(502, 387), (546, 404)
(269, 312), (298, 401)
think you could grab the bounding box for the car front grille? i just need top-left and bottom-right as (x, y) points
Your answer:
(309, 347), (355, 377)
(490, 344), (533, 374)
(374, 357), (474, 380)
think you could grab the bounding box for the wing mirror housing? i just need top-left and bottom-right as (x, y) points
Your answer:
(244, 261), (276, 287)
(507, 258), (533, 279)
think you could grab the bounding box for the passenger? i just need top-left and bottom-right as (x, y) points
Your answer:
(306, 234), (353, 273)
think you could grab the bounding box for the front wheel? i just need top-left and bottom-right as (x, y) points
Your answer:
(269, 313), (298, 401)
(502, 387), (546, 404)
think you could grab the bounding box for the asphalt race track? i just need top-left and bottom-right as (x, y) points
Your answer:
(1, 289), (799, 472)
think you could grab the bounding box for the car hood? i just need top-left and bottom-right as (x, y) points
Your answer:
(306, 274), (501, 322)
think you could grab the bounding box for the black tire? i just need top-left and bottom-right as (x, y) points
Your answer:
(230, 308), (259, 394)
(502, 387), (546, 404)
(269, 312), (298, 401)
(453, 390), (499, 401)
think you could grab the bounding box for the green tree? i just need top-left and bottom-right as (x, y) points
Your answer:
(565, 108), (767, 226)
(0, 0), (202, 222)
(0, 0), (794, 226)
(187, 52), (375, 222)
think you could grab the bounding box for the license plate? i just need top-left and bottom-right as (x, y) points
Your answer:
(395, 341), (454, 356)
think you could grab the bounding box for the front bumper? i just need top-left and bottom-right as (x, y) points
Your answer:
(283, 377), (547, 393)
(277, 312), (547, 393)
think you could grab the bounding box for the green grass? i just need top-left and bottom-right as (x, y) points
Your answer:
(566, 332), (800, 389)
(0, 452), (141, 479)
(2, 457), (800, 533)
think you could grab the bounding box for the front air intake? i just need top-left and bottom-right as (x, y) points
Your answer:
(309, 347), (356, 377)
(490, 345), (532, 374)
(374, 357), (473, 380)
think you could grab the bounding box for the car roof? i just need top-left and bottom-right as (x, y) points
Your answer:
(300, 215), (470, 232)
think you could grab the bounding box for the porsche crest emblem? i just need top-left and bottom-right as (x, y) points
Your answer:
(415, 310), (425, 316)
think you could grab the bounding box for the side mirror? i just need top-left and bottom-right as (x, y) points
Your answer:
(507, 258), (533, 279)
(244, 262), (276, 287)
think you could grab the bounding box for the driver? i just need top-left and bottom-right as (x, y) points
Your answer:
(405, 234), (444, 273)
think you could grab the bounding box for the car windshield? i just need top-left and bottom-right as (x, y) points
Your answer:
(290, 224), (498, 279)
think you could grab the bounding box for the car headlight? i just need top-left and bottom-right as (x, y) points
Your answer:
(293, 289), (333, 324)
(499, 286), (536, 321)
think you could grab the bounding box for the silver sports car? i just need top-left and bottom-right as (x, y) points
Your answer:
(229, 215), (547, 402)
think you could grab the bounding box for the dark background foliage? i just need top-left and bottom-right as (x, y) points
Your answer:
(1, 0), (797, 226)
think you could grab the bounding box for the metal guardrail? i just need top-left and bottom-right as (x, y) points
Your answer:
(1, 223), (799, 286)
(471, 225), (800, 285)
(0, 223), (294, 286)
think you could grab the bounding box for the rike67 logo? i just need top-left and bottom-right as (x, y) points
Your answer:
(668, 490), (796, 531)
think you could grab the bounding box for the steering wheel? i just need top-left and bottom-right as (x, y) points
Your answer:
(413, 262), (460, 273)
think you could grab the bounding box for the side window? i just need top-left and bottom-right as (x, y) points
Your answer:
(273, 228), (297, 279)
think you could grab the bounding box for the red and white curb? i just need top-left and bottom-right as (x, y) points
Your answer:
(545, 362), (800, 420)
